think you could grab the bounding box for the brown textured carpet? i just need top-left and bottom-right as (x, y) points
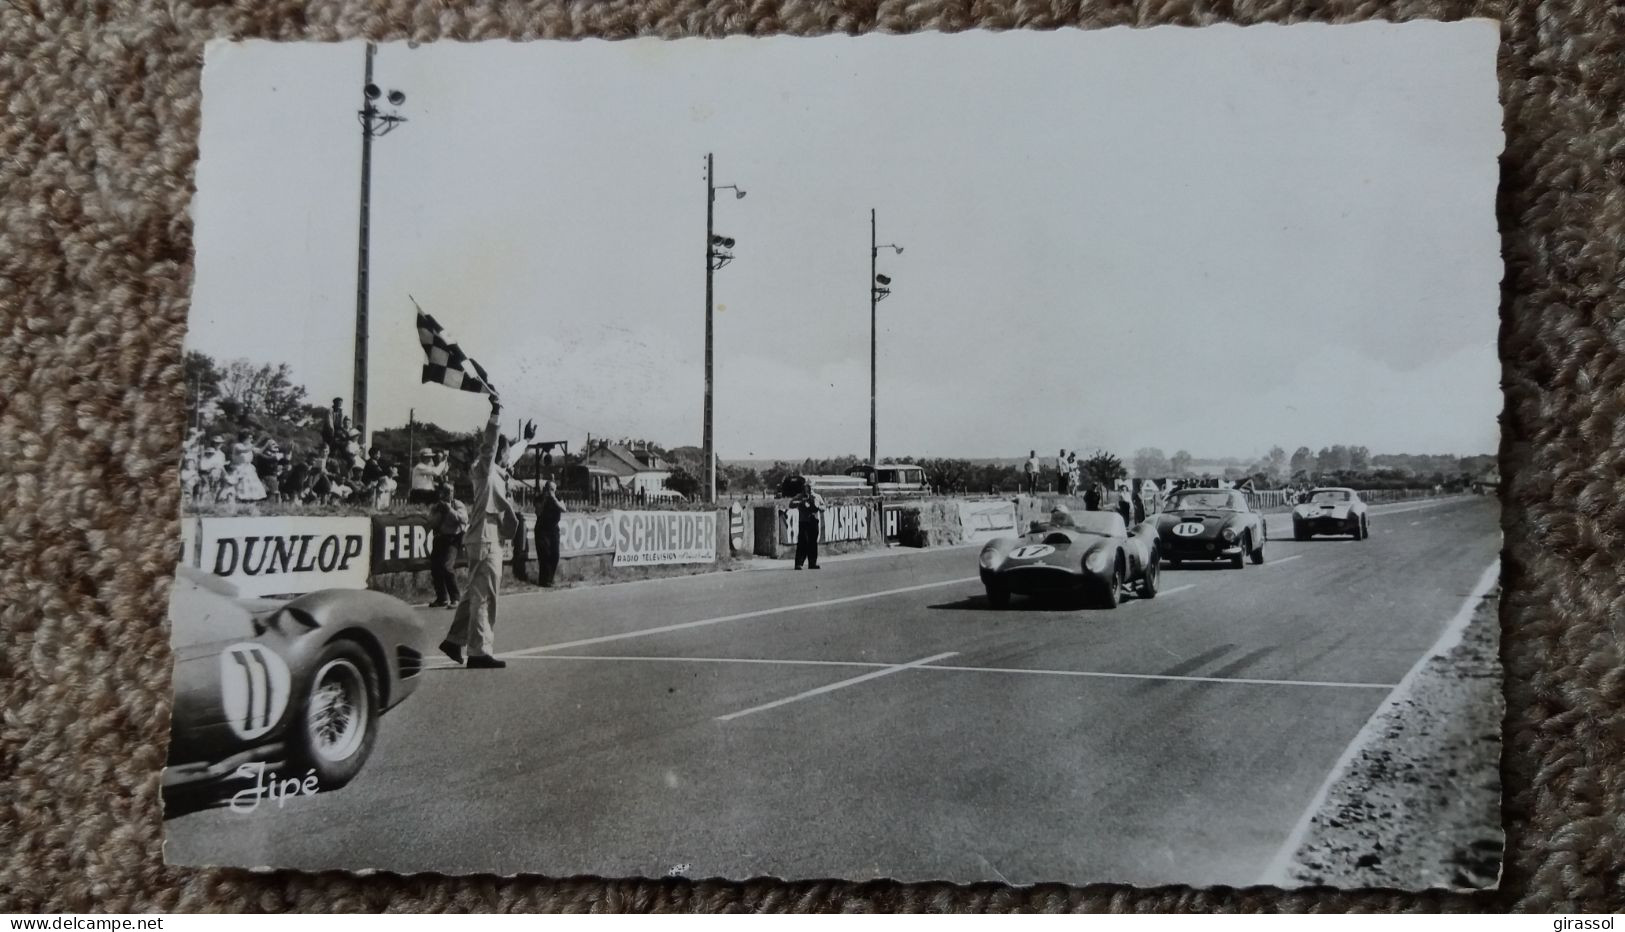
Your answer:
(0, 0), (1619, 914)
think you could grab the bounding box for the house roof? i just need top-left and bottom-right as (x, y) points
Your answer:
(588, 443), (668, 475)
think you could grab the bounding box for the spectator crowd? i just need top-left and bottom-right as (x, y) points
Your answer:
(179, 396), (404, 509)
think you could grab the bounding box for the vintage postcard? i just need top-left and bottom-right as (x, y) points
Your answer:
(166, 22), (1505, 888)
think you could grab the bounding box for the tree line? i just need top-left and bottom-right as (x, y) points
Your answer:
(183, 352), (1494, 501)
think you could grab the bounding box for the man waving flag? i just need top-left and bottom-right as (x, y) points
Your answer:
(414, 298), (497, 398)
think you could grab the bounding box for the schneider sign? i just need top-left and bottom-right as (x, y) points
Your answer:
(611, 510), (718, 566)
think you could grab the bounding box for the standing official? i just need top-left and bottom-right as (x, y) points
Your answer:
(439, 397), (519, 670)
(427, 484), (468, 609)
(1023, 450), (1039, 494)
(535, 480), (568, 588)
(1116, 480), (1134, 527)
(1084, 481), (1103, 512)
(783, 486), (826, 570)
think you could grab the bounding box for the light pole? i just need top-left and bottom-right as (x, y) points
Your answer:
(353, 42), (408, 444)
(870, 208), (903, 486)
(704, 153), (746, 504)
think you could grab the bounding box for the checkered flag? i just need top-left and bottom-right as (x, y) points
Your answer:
(413, 299), (497, 399)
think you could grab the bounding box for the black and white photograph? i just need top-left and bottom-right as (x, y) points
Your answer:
(165, 23), (1504, 889)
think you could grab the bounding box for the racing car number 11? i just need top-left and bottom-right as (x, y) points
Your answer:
(221, 642), (292, 742)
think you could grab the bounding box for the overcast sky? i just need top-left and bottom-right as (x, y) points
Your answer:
(188, 23), (1502, 462)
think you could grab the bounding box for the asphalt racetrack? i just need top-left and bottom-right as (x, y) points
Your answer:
(168, 496), (1501, 887)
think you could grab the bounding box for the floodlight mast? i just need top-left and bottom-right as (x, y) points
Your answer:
(869, 208), (904, 485)
(702, 154), (747, 504)
(351, 44), (409, 442)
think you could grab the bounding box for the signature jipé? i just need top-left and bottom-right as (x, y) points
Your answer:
(229, 763), (320, 813)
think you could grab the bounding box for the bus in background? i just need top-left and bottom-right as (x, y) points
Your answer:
(846, 462), (930, 496)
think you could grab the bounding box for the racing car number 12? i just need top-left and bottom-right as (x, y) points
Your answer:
(1172, 522), (1206, 537)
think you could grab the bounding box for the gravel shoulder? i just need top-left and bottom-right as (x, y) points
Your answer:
(1281, 584), (1504, 890)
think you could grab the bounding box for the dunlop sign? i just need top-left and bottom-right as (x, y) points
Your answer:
(781, 504), (871, 545)
(197, 516), (371, 597)
(612, 510), (717, 566)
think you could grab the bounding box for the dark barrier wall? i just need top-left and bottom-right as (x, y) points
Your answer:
(753, 499), (889, 559)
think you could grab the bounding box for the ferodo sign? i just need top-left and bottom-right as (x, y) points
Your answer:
(373, 512), (529, 573)
(372, 515), (435, 574)
(198, 516), (370, 597)
(781, 504), (871, 545)
(373, 510), (655, 573)
(558, 513), (616, 557)
(611, 510), (717, 566)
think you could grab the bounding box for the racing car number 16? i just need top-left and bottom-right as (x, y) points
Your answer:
(1171, 522), (1205, 537)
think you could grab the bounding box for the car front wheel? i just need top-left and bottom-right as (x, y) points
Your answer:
(1251, 533), (1266, 564)
(1231, 534), (1248, 569)
(986, 585), (1009, 609)
(1096, 565), (1122, 609)
(1140, 559), (1161, 599)
(291, 639), (379, 790)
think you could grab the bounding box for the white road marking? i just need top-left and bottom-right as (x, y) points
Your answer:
(1409, 521), (1421, 526)
(1369, 498), (1465, 517)
(1159, 584), (1197, 596)
(1260, 555), (1303, 568)
(715, 651), (960, 721)
(501, 576), (981, 658)
(495, 652), (1397, 691)
(920, 663), (1395, 690)
(1258, 559), (1502, 887)
(508, 654), (893, 670)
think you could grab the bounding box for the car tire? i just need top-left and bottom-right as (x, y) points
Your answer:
(290, 639), (379, 791)
(1097, 565), (1122, 609)
(1139, 559), (1161, 599)
(1351, 519), (1363, 541)
(1293, 521), (1307, 542)
(1251, 534), (1266, 565)
(1230, 534), (1247, 569)
(986, 585), (1009, 609)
